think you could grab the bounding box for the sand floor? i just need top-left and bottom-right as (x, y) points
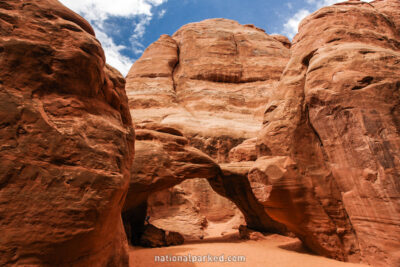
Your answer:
(129, 234), (368, 267)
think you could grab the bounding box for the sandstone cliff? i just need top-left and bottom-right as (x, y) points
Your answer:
(251, 0), (400, 266)
(0, 0), (134, 266)
(126, 18), (290, 162)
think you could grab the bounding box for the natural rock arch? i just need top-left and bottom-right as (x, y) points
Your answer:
(121, 123), (286, 245)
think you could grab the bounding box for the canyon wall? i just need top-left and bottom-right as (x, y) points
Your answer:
(250, 0), (400, 266)
(125, 1), (400, 266)
(0, 0), (134, 266)
(1, 0), (398, 266)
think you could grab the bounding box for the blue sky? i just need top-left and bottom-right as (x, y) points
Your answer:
(59, 0), (372, 76)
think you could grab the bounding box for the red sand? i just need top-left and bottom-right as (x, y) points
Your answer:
(129, 234), (368, 267)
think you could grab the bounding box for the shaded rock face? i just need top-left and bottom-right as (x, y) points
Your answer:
(122, 123), (221, 244)
(0, 0), (134, 266)
(372, 0), (400, 33)
(139, 224), (184, 248)
(122, 123), (284, 243)
(252, 1), (400, 266)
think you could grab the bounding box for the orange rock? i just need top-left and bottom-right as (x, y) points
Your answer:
(270, 34), (291, 49)
(122, 123), (221, 243)
(372, 0), (400, 32)
(0, 0), (134, 266)
(125, 19), (291, 242)
(252, 1), (400, 266)
(126, 18), (290, 163)
(147, 178), (245, 240)
(229, 138), (258, 162)
(122, 123), (285, 243)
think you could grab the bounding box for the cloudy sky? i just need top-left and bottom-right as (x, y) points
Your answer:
(59, 0), (372, 76)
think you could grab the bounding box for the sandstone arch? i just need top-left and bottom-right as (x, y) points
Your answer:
(121, 123), (286, 245)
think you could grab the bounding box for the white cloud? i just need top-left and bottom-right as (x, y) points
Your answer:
(94, 28), (133, 76)
(158, 9), (167, 19)
(281, 0), (373, 39)
(60, 0), (165, 20)
(132, 16), (153, 40)
(282, 9), (311, 39)
(60, 0), (167, 76)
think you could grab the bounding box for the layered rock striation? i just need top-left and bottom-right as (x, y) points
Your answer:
(125, 18), (291, 241)
(126, 18), (290, 162)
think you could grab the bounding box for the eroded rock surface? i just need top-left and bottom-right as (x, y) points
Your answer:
(122, 123), (221, 243)
(0, 0), (134, 266)
(251, 1), (400, 266)
(126, 18), (290, 162)
(147, 178), (245, 240)
(125, 19), (291, 241)
(122, 123), (284, 243)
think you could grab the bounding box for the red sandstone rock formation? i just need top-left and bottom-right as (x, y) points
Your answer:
(122, 123), (221, 244)
(126, 18), (290, 163)
(147, 178), (245, 240)
(0, 0), (134, 266)
(229, 138), (258, 162)
(251, 1), (400, 266)
(139, 224), (184, 248)
(122, 123), (285, 244)
(372, 0), (400, 32)
(125, 19), (290, 241)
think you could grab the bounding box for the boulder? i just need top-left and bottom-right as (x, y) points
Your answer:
(139, 224), (184, 248)
(228, 138), (258, 162)
(147, 178), (245, 240)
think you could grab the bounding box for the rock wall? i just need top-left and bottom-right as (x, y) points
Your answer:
(126, 18), (290, 162)
(251, 1), (400, 266)
(147, 178), (244, 240)
(0, 0), (134, 266)
(125, 18), (290, 240)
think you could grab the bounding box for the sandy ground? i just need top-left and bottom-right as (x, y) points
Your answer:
(129, 234), (368, 267)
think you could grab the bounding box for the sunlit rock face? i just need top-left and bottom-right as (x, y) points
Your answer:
(251, 1), (400, 266)
(0, 0), (134, 266)
(126, 18), (290, 163)
(125, 18), (290, 240)
(147, 178), (245, 240)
